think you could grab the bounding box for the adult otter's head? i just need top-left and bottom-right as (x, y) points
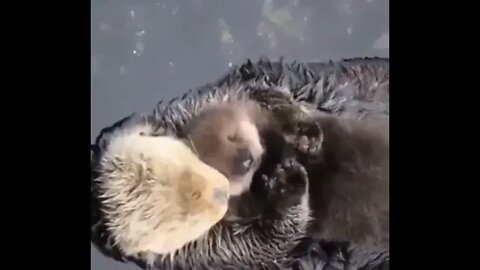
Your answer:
(92, 120), (230, 260)
(183, 101), (266, 196)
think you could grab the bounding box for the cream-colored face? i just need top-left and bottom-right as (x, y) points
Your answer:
(97, 131), (230, 256)
(140, 158), (230, 255)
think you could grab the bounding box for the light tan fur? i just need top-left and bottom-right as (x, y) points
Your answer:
(94, 128), (230, 260)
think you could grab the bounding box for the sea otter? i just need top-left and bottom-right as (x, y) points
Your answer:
(91, 57), (390, 269)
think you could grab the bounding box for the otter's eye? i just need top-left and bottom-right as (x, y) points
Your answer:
(232, 149), (254, 176)
(242, 158), (253, 170)
(227, 134), (238, 142)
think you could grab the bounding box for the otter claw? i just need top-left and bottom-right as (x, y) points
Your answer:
(294, 122), (323, 156)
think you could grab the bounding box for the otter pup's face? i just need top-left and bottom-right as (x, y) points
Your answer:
(186, 103), (265, 196)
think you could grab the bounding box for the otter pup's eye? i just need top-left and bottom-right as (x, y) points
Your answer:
(227, 134), (239, 142)
(242, 158), (253, 170)
(232, 148), (254, 176)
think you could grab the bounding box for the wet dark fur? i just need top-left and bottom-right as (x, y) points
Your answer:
(214, 57), (390, 248)
(303, 113), (389, 247)
(291, 238), (389, 270)
(91, 57), (390, 269)
(212, 57), (389, 119)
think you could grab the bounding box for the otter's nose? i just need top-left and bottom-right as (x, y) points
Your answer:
(213, 188), (229, 204)
(233, 148), (254, 176)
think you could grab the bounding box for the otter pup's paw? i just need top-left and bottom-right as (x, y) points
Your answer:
(293, 120), (323, 157)
(276, 105), (323, 157)
(262, 158), (309, 207)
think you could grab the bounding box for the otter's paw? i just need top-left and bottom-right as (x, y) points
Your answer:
(294, 120), (323, 157)
(262, 158), (308, 206)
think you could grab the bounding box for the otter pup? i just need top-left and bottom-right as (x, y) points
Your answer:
(181, 99), (389, 248)
(187, 101), (389, 248)
(181, 98), (324, 221)
(182, 101), (266, 198)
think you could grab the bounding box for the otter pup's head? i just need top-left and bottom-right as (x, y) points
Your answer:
(93, 124), (230, 259)
(183, 101), (266, 196)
